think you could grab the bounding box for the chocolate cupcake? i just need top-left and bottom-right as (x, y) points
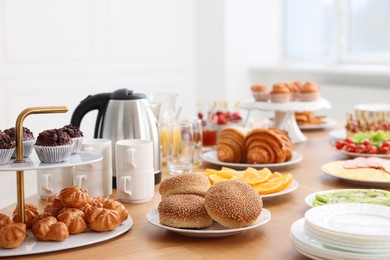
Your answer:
(59, 124), (84, 154)
(4, 127), (35, 158)
(0, 131), (16, 164)
(34, 129), (74, 163)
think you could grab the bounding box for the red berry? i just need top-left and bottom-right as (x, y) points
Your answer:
(197, 112), (203, 120)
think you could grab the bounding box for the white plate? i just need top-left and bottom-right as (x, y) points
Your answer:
(290, 218), (390, 260)
(261, 179), (298, 199)
(305, 203), (390, 238)
(146, 208), (271, 238)
(0, 151), (102, 171)
(299, 118), (337, 130)
(201, 150), (303, 170)
(321, 164), (390, 187)
(241, 97), (331, 112)
(329, 129), (346, 140)
(337, 149), (390, 159)
(0, 216), (133, 257)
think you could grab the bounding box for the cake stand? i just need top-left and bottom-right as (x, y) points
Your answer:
(241, 98), (331, 143)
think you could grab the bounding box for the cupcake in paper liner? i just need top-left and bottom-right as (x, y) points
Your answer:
(4, 127), (35, 158)
(59, 124), (84, 154)
(34, 129), (74, 163)
(0, 130), (16, 164)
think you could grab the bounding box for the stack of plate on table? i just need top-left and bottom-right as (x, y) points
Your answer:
(290, 203), (390, 260)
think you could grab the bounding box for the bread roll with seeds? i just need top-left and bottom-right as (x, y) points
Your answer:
(205, 180), (262, 228)
(159, 174), (211, 198)
(158, 194), (213, 229)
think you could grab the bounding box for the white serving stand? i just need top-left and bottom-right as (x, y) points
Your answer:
(241, 98), (331, 143)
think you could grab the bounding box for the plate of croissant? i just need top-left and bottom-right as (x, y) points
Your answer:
(0, 187), (132, 257)
(201, 127), (303, 169)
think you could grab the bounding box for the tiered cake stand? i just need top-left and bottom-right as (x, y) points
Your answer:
(241, 98), (331, 143)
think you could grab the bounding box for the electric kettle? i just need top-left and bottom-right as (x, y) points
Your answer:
(70, 89), (162, 186)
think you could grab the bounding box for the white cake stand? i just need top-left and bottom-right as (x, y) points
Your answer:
(241, 98), (332, 143)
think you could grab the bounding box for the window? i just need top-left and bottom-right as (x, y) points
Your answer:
(283, 0), (390, 64)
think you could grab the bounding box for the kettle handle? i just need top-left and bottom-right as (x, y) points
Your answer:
(70, 93), (111, 137)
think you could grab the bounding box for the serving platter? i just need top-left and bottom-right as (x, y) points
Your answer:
(261, 179), (298, 199)
(146, 208), (271, 238)
(299, 118), (337, 130)
(337, 149), (390, 159)
(201, 150), (303, 170)
(0, 216), (133, 257)
(329, 129), (346, 141)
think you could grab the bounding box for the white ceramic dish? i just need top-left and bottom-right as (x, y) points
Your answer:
(261, 179), (298, 199)
(146, 208), (271, 238)
(329, 129), (346, 141)
(290, 218), (390, 260)
(0, 216), (133, 257)
(201, 150), (303, 170)
(241, 97), (331, 112)
(304, 203), (390, 238)
(337, 149), (390, 159)
(321, 164), (390, 187)
(0, 151), (102, 171)
(299, 118), (337, 130)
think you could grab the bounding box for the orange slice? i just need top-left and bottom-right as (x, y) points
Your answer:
(218, 170), (242, 180)
(208, 174), (226, 184)
(253, 181), (284, 195)
(205, 169), (219, 175)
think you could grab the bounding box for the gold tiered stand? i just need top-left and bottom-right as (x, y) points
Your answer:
(14, 106), (68, 223)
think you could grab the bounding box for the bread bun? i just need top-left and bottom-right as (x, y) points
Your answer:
(32, 216), (69, 241)
(158, 194), (213, 229)
(159, 174), (211, 198)
(204, 180), (262, 228)
(57, 208), (87, 235)
(59, 186), (89, 208)
(84, 207), (121, 232)
(0, 222), (26, 248)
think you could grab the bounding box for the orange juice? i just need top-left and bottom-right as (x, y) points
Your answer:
(160, 126), (182, 162)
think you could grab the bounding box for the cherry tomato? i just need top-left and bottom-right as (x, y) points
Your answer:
(381, 142), (390, 148)
(355, 144), (366, 153)
(362, 140), (372, 146)
(367, 146), (378, 154)
(344, 138), (354, 144)
(335, 141), (345, 150)
(346, 143), (357, 153)
(380, 146), (390, 154)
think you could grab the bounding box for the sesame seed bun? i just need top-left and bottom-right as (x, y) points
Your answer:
(159, 174), (211, 198)
(158, 194), (213, 229)
(205, 180), (263, 228)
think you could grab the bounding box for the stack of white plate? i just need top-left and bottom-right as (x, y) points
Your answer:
(290, 203), (390, 260)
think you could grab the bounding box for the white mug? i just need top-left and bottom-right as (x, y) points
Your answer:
(76, 139), (112, 171)
(74, 168), (112, 198)
(115, 139), (154, 203)
(37, 167), (74, 199)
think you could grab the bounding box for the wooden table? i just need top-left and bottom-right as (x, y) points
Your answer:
(2, 127), (372, 259)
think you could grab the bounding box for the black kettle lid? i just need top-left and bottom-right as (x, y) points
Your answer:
(110, 89), (146, 100)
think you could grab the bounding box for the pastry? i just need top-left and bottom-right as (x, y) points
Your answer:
(0, 222), (26, 249)
(0, 131), (16, 165)
(270, 83), (291, 103)
(204, 180), (262, 228)
(32, 216), (69, 241)
(59, 124), (84, 154)
(269, 128), (293, 161)
(12, 203), (40, 229)
(284, 82), (300, 101)
(4, 127), (35, 158)
(158, 194), (213, 229)
(0, 213), (12, 228)
(59, 186), (90, 209)
(84, 207), (121, 232)
(89, 197), (128, 222)
(159, 173), (211, 199)
(216, 127), (246, 163)
(251, 84), (270, 102)
(299, 81), (320, 101)
(57, 208), (87, 235)
(34, 128), (74, 163)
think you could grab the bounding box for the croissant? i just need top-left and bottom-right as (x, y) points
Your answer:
(85, 207), (121, 232)
(12, 203), (40, 229)
(57, 208), (87, 235)
(32, 216), (69, 241)
(90, 197), (128, 222)
(59, 186), (89, 208)
(245, 129), (287, 164)
(216, 128), (246, 163)
(270, 128), (293, 161)
(0, 222), (26, 249)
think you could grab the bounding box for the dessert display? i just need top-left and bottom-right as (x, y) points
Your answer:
(0, 131), (16, 165)
(159, 173), (211, 198)
(34, 128), (74, 163)
(199, 167), (293, 195)
(158, 194), (213, 229)
(294, 111), (326, 126)
(59, 124), (84, 154)
(216, 127), (293, 164)
(4, 127), (35, 158)
(270, 83), (291, 103)
(251, 84), (270, 101)
(204, 180), (263, 229)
